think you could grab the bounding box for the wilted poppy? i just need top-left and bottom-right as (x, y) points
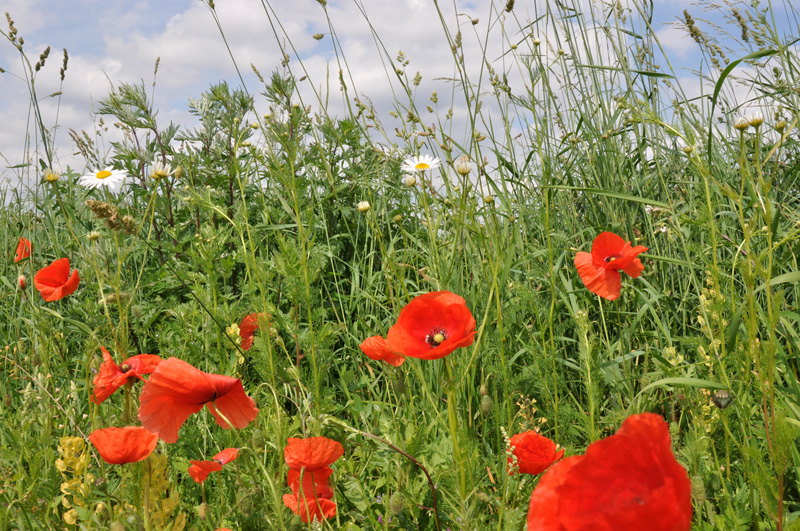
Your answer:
(91, 347), (162, 404)
(188, 447), (240, 483)
(527, 413), (692, 531)
(89, 426), (158, 465)
(508, 430), (564, 475)
(574, 232), (648, 301)
(386, 291), (476, 360)
(239, 313), (268, 351)
(359, 335), (405, 367)
(34, 258), (80, 301)
(14, 237), (31, 262)
(137, 357), (259, 443)
(282, 494), (337, 523)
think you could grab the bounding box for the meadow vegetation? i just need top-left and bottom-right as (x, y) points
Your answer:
(1, 0), (799, 529)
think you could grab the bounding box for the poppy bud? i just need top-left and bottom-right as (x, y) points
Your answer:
(174, 165), (183, 179)
(18, 274), (26, 290)
(480, 394), (492, 415)
(394, 373), (405, 395)
(197, 502), (209, 520)
(251, 429), (266, 448)
(477, 491), (491, 503)
(479, 383), (488, 396)
(389, 491), (405, 515)
(691, 475), (706, 505)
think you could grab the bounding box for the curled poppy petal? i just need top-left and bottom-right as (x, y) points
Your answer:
(188, 460), (223, 483)
(508, 430), (564, 475)
(282, 494), (337, 523)
(386, 291), (476, 360)
(14, 237), (31, 262)
(33, 258), (80, 301)
(527, 413), (692, 531)
(359, 335), (405, 367)
(574, 232), (647, 301)
(89, 426), (158, 465)
(137, 358), (259, 443)
(188, 448), (239, 483)
(91, 347), (161, 404)
(240, 313), (269, 351)
(284, 437), (344, 470)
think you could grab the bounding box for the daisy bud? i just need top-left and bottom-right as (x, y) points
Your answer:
(357, 201), (371, 213)
(389, 491), (405, 515)
(483, 195), (495, 204)
(87, 231), (101, 242)
(392, 214), (403, 223)
(455, 155), (471, 176)
(472, 18), (479, 25)
(776, 120), (787, 132)
(402, 175), (417, 187)
(313, 33), (324, 40)
(533, 38), (541, 46)
(173, 165), (183, 179)
(747, 112), (764, 128)
(18, 274), (26, 290)
(480, 394), (492, 415)
(733, 116), (749, 130)
(681, 145), (694, 155)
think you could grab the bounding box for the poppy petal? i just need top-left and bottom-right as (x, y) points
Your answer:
(214, 447), (240, 465)
(33, 258), (80, 301)
(89, 426), (158, 465)
(205, 378), (259, 430)
(508, 431), (564, 475)
(14, 237), (31, 262)
(288, 467), (334, 499)
(282, 494), (337, 523)
(575, 251), (622, 300)
(284, 437), (344, 470)
(590, 232), (626, 266)
(359, 335), (405, 367)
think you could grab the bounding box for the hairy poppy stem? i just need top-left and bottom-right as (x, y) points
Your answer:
(322, 417), (441, 531)
(444, 358), (467, 506)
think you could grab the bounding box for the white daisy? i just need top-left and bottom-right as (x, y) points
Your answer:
(150, 160), (173, 181)
(401, 154), (441, 173)
(78, 168), (127, 194)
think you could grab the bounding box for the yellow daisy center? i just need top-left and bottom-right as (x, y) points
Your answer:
(96, 170), (113, 180)
(414, 162), (430, 170)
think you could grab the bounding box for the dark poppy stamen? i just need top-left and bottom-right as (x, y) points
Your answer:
(119, 364), (131, 372)
(426, 328), (448, 347)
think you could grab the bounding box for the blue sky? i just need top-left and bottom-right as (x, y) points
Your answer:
(1, 0), (796, 186)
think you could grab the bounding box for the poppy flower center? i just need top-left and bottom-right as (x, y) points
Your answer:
(96, 170), (113, 179)
(604, 255), (619, 263)
(426, 328), (448, 347)
(119, 363), (131, 372)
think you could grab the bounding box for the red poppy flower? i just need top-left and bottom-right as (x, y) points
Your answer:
(239, 312), (269, 351)
(282, 494), (337, 523)
(91, 347), (162, 404)
(188, 447), (240, 483)
(33, 258), (80, 301)
(527, 413), (692, 531)
(137, 357), (259, 443)
(359, 335), (405, 367)
(18, 274), (26, 291)
(89, 426), (158, 465)
(574, 232), (648, 301)
(14, 237), (31, 262)
(386, 291), (476, 360)
(284, 437), (344, 470)
(508, 430), (564, 475)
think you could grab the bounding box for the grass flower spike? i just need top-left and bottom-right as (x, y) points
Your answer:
(91, 347), (162, 404)
(574, 232), (647, 300)
(78, 168), (126, 194)
(137, 357), (259, 443)
(401, 154), (441, 173)
(89, 427), (158, 465)
(33, 257), (80, 301)
(386, 291), (476, 360)
(527, 413), (691, 530)
(14, 237), (31, 262)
